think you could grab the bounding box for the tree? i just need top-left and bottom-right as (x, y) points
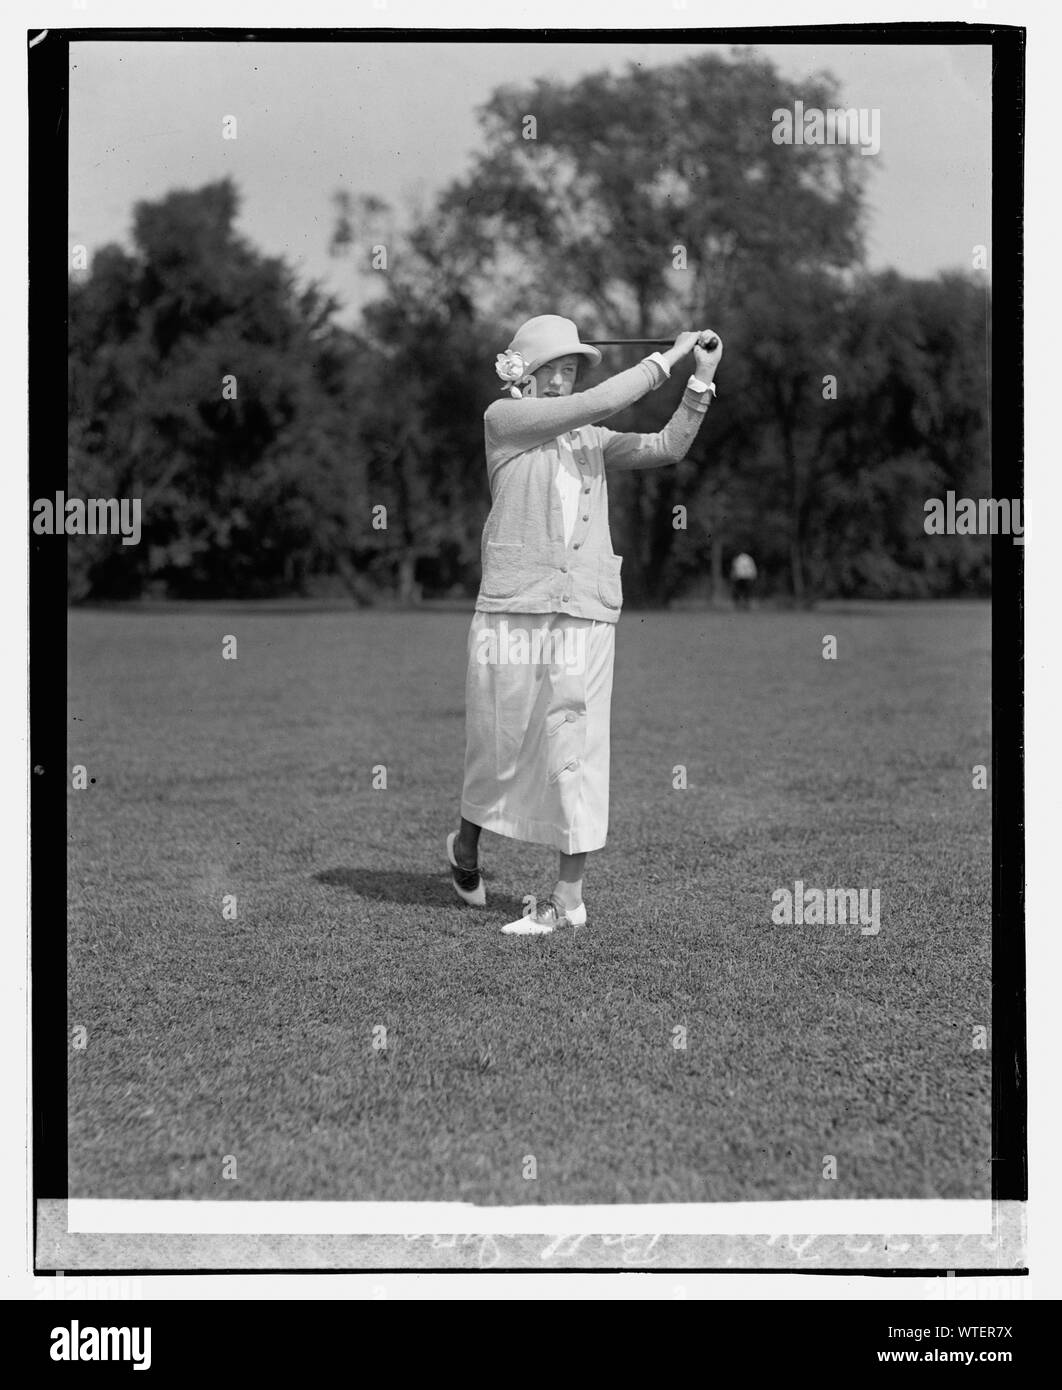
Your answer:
(428, 49), (871, 601)
(68, 179), (367, 599)
(808, 270), (991, 597)
(328, 194), (513, 599)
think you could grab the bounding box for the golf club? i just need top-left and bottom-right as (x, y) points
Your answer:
(586, 335), (720, 351)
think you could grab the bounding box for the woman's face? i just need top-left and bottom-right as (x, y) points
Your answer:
(532, 354), (581, 398)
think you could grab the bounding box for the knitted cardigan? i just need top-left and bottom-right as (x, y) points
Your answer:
(475, 357), (712, 623)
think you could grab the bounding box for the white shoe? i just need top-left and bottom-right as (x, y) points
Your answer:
(501, 893), (587, 935)
(446, 832), (485, 907)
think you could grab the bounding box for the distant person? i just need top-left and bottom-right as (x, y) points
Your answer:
(447, 314), (722, 934)
(730, 552), (757, 608)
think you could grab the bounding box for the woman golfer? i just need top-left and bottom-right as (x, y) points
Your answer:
(447, 314), (722, 934)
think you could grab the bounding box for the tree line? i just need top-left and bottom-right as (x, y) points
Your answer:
(67, 50), (991, 604)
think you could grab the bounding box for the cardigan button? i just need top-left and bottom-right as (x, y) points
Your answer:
(583, 487), (591, 494)
(560, 564), (568, 573)
(581, 513), (589, 521)
(573, 543), (580, 550)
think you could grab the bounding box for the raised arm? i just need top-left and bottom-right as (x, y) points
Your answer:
(597, 383), (712, 472)
(598, 331), (723, 471)
(484, 331), (704, 464)
(485, 358), (666, 462)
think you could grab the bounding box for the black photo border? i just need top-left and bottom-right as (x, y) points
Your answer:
(29, 20), (1025, 1277)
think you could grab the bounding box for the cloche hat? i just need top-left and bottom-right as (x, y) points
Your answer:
(495, 315), (602, 397)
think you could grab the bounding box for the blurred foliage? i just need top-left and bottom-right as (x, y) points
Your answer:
(66, 51), (992, 603)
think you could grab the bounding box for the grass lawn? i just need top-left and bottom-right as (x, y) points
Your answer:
(66, 601), (992, 1204)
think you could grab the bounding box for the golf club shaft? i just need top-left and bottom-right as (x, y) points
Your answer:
(588, 336), (720, 351)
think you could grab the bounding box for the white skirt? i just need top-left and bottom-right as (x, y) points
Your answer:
(460, 611), (616, 854)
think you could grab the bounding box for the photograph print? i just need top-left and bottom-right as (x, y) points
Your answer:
(31, 24), (1024, 1274)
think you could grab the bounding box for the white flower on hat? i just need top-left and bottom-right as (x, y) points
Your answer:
(495, 349), (530, 398)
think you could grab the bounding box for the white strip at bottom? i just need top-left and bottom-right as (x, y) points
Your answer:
(67, 1199), (993, 1237)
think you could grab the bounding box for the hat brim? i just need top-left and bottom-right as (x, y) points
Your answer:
(527, 343), (602, 375)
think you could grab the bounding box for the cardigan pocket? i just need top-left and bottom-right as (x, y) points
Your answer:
(597, 554), (624, 609)
(481, 541), (524, 599)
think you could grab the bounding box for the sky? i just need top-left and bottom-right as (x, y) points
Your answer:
(69, 39), (991, 326)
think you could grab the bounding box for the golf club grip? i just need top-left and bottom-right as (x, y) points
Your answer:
(589, 336), (720, 351)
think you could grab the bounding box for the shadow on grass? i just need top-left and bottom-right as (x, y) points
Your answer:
(314, 865), (518, 914)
